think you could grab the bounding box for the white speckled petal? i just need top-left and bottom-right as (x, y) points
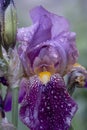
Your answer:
(19, 74), (78, 130)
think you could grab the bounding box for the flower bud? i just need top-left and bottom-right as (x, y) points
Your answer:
(0, 0), (17, 51)
(67, 63), (87, 95)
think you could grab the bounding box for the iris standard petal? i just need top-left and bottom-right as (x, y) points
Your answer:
(19, 37), (78, 76)
(30, 6), (52, 46)
(17, 5), (70, 48)
(18, 39), (67, 76)
(19, 74), (78, 130)
(55, 32), (79, 73)
(32, 41), (67, 75)
(17, 6), (79, 76)
(17, 22), (38, 43)
(30, 6), (69, 39)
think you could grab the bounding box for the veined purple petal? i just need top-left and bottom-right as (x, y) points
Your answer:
(18, 37), (78, 76)
(18, 39), (68, 76)
(17, 6), (79, 76)
(56, 32), (79, 73)
(32, 40), (67, 75)
(30, 6), (69, 39)
(17, 6), (70, 47)
(30, 6), (52, 46)
(19, 74), (78, 130)
(58, 32), (79, 64)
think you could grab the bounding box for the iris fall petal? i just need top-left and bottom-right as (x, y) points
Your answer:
(19, 74), (78, 130)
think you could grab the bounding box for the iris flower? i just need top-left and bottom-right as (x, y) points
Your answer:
(17, 6), (80, 130)
(0, 2), (87, 129)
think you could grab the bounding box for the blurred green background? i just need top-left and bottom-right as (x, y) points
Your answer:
(8, 0), (87, 130)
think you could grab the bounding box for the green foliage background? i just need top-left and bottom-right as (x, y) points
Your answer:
(7, 0), (87, 130)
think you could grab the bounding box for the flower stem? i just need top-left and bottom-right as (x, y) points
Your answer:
(67, 85), (75, 96)
(12, 87), (19, 129)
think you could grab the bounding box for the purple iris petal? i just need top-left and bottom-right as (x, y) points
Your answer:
(26, 40), (67, 75)
(3, 78), (28, 112)
(19, 74), (78, 130)
(18, 78), (29, 103)
(17, 6), (78, 76)
(55, 32), (79, 73)
(30, 6), (69, 39)
(4, 89), (12, 112)
(17, 23), (38, 43)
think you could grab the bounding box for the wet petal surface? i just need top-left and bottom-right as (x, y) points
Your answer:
(19, 74), (78, 130)
(17, 6), (78, 76)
